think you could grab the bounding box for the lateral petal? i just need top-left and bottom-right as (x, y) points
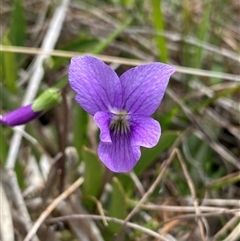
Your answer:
(69, 55), (122, 115)
(120, 63), (175, 116)
(130, 116), (161, 148)
(94, 111), (112, 143)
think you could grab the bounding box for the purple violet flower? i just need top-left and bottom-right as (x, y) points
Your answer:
(0, 88), (61, 127)
(69, 55), (175, 173)
(0, 104), (42, 126)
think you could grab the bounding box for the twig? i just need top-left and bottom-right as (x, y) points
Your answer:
(1, 45), (239, 81)
(46, 214), (171, 241)
(23, 176), (84, 241)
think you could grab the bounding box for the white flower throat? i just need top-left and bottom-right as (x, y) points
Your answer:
(110, 109), (130, 135)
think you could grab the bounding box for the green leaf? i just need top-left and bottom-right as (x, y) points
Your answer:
(73, 104), (88, 159)
(152, 0), (168, 62)
(2, 37), (17, 93)
(116, 174), (134, 195)
(8, 0), (26, 47)
(193, 1), (211, 68)
(0, 84), (17, 110)
(108, 177), (127, 233)
(0, 128), (9, 166)
(82, 146), (104, 209)
(134, 131), (179, 175)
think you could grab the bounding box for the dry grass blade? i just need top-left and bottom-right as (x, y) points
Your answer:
(133, 203), (239, 214)
(222, 222), (240, 241)
(23, 176), (84, 241)
(86, 195), (108, 226)
(175, 149), (206, 241)
(160, 211), (239, 225)
(6, 170), (39, 241)
(213, 216), (240, 241)
(46, 214), (171, 241)
(1, 45), (239, 81)
(0, 180), (14, 241)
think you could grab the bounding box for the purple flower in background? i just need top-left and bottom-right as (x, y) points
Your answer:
(69, 55), (175, 173)
(0, 88), (61, 127)
(0, 105), (42, 126)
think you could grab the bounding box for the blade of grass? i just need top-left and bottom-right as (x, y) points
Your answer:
(82, 146), (104, 210)
(91, 16), (132, 54)
(0, 128), (9, 166)
(108, 177), (127, 234)
(8, 0), (26, 47)
(2, 37), (17, 93)
(194, 1), (211, 68)
(152, 0), (168, 62)
(73, 103), (88, 159)
(181, 0), (191, 67)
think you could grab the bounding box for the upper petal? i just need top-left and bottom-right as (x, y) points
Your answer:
(94, 111), (112, 143)
(130, 116), (161, 148)
(120, 63), (175, 116)
(69, 55), (122, 115)
(98, 134), (141, 173)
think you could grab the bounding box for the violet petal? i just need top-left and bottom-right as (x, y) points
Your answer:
(94, 111), (112, 143)
(69, 55), (123, 115)
(98, 134), (141, 172)
(119, 63), (175, 116)
(130, 116), (161, 148)
(0, 105), (42, 127)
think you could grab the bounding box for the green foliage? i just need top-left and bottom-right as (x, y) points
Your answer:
(193, 1), (211, 68)
(82, 146), (104, 209)
(0, 128), (9, 166)
(135, 131), (179, 175)
(108, 177), (127, 233)
(1, 36), (17, 93)
(152, 0), (168, 63)
(8, 0), (26, 47)
(73, 104), (89, 159)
